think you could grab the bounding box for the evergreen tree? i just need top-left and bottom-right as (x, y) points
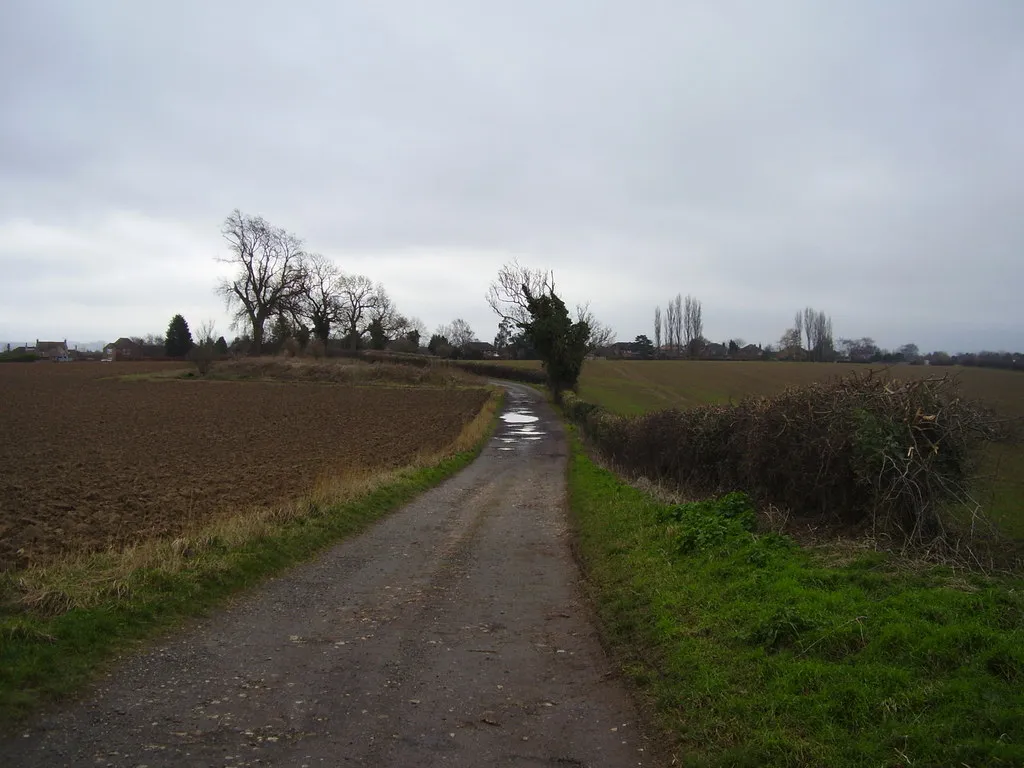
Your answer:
(368, 318), (387, 350)
(165, 314), (194, 357)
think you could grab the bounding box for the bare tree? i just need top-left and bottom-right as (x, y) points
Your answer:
(399, 316), (427, 348)
(486, 259), (614, 352)
(812, 311), (833, 361)
(299, 253), (343, 342)
(368, 283), (407, 340)
(683, 295), (703, 358)
(801, 307), (834, 361)
(664, 298), (677, 355)
(439, 318), (475, 349)
(576, 303), (615, 353)
(779, 326), (802, 352)
(654, 306), (662, 354)
(216, 210), (306, 355)
(336, 273), (377, 349)
(838, 337), (879, 362)
(195, 319), (218, 346)
(668, 294), (683, 355)
(898, 343), (920, 362)
(486, 260), (553, 326)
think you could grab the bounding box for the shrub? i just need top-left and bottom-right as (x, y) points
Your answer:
(565, 374), (1012, 548)
(281, 337), (300, 358)
(189, 344), (215, 375)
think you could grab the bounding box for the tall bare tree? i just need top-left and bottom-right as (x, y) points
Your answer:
(486, 260), (553, 325)
(666, 294), (683, 355)
(487, 260), (613, 353)
(298, 253), (344, 342)
(438, 318), (475, 350)
(654, 306), (662, 353)
(216, 210), (306, 355)
(779, 327), (801, 353)
(195, 319), (218, 347)
(664, 298), (677, 355)
(576, 303), (615, 353)
(683, 295), (704, 358)
(368, 283), (409, 341)
(794, 311), (804, 351)
(806, 308), (834, 361)
(336, 273), (377, 349)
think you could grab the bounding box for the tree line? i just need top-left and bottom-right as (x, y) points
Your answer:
(653, 294), (704, 357)
(643, 299), (1021, 370)
(216, 210), (427, 356)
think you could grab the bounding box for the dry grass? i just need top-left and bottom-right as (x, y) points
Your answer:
(202, 356), (479, 387)
(4, 387), (503, 617)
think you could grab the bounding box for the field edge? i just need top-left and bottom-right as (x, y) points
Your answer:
(0, 386), (505, 731)
(565, 427), (1024, 767)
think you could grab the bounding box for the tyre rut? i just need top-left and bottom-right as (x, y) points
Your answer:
(2, 383), (654, 767)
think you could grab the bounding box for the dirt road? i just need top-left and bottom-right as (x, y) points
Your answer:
(3, 384), (653, 767)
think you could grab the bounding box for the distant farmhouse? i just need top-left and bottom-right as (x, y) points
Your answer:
(462, 341), (498, 359)
(103, 338), (165, 361)
(35, 340), (71, 362)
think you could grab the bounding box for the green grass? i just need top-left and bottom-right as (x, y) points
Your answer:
(0, 396), (502, 731)
(568, 431), (1024, 766)
(559, 359), (1024, 541)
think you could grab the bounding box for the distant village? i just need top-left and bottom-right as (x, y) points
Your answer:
(4, 336), (1020, 372)
(2, 338), (166, 362)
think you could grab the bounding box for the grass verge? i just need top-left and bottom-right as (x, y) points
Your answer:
(0, 387), (504, 731)
(567, 429), (1024, 767)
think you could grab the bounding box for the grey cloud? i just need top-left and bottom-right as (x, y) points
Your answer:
(1, 0), (1022, 351)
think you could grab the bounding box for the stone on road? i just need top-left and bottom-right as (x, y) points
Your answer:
(3, 384), (653, 767)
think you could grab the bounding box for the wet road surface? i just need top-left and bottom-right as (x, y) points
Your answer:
(1, 384), (653, 767)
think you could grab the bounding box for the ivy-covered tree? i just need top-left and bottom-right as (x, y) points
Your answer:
(368, 317), (388, 350)
(165, 314), (194, 357)
(519, 285), (589, 403)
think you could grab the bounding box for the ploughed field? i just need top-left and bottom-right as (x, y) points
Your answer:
(0, 363), (488, 569)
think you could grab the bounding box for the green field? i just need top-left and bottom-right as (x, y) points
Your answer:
(496, 359), (1024, 537)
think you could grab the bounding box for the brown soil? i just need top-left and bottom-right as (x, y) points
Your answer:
(0, 363), (487, 569)
(1, 383), (658, 767)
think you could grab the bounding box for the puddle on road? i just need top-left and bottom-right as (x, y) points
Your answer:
(501, 412), (539, 424)
(496, 401), (548, 453)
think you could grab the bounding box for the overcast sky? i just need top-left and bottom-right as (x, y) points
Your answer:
(2, 1), (1021, 352)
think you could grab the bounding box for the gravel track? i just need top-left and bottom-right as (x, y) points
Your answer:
(2, 383), (654, 767)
